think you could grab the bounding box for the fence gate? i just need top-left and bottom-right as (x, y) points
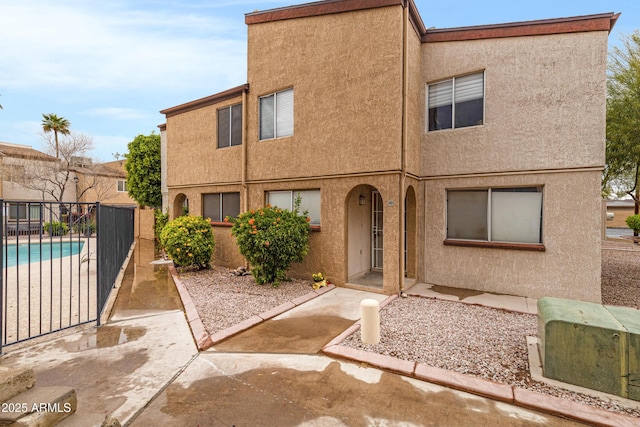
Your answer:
(0, 200), (135, 354)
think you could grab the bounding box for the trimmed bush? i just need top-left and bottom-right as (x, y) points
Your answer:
(160, 215), (214, 269)
(626, 214), (640, 233)
(44, 221), (69, 236)
(230, 201), (310, 287)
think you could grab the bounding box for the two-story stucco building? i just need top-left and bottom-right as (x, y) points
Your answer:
(160, 0), (618, 302)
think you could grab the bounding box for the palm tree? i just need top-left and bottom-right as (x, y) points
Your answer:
(42, 114), (71, 159)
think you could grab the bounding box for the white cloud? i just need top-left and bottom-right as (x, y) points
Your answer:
(0, 0), (247, 91)
(84, 107), (154, 121)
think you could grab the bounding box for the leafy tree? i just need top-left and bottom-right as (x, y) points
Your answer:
(125, 133), (161, 207)
(42, 113), (71, 159)
(605, 31), (640, 215)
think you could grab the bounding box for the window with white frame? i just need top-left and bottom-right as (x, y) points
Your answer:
(203, 192), (240, 222)
(117, 180), (128, 192)
(446, 187), (542, 244)
(428, 72), (484, 131)
(8, 203), (41, 221)
(260, 88), (294, 140)
(267, 189), (320, 225)
(218, 103), (242, 148)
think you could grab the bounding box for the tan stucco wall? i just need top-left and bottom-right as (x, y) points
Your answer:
(135, 207), (155, 240)
(246, 5), (404, 180)
(2, 157), (76, 203)
(166, 96), (244, 188)
(168, 173), (405, 294)
(405, 21), (423, 176)
(162, 6), (608, 299)
(422, 31), (608, 177)
(422, 170), (602, 302)
(79, 179), (136, 205)
(607, 207), (634, 228)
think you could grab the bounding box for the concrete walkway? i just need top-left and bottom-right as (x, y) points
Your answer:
(0, 239), (198, 426)
(1, 239), (636, 426)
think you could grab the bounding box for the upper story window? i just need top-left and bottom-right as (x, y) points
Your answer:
(117, 180), (128, 192)
(203, 192), (240, 222)
(267, 189), (320, 226)
(260, 88), (294, 140)
(446, 187), (542, 244)
(428, 72), (484, 132)
(218, 104), (242, 148)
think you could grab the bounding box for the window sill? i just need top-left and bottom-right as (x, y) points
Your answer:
(210, 221), (321, 232)
(210, 221), (232, 227)
(444, 239), (545, 252)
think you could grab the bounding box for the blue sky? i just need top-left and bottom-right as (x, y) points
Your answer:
(0, 0), (637, 161)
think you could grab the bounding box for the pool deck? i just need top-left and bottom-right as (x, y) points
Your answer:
(2, 236), (98, 346)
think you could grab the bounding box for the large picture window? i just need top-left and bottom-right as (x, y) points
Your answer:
(218, 104), (242, 148)
(260, 88), (294, 140)
(428, 72), (484, 131)
(203, 192), (240, 222)
(446, 187), (542, 244)
(267, 189), (320, 225)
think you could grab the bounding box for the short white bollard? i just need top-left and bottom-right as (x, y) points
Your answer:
(360, 299), (380, 344)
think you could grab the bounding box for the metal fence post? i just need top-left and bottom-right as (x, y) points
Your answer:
(0, 199), (4, 355)
(96, 202), (101, 327)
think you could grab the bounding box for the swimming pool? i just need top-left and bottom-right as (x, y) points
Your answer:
(5, 241), (85, 267)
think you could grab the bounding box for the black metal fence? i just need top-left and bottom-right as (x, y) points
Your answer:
(0, 200), (135, 354)
(96, 204), (135, 323)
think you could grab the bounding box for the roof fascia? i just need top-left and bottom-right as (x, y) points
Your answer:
(160, 84), (249, 118)
(245, 0), (403, 25)
(423, 12), (620, 43)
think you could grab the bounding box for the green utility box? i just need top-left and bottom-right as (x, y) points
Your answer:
(538, 297), (640, 400)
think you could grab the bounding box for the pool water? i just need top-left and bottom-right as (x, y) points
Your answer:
(5, 241), (85, 267)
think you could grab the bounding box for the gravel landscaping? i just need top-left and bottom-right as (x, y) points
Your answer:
(178, 239), (640, 418)
(178, 266), (314, 335)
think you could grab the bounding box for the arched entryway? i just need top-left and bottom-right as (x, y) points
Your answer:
(405, 185), (417, 281)
(173, 193), (189, 218)
(346, 185), (383, 289)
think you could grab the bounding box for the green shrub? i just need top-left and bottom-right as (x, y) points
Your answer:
(160, 215), (215, 269)
(73, 218), (96, 235)
(626, 214), (640, 233)
(44, 221), (69, 236)
(154, 209), (169, 243)
(230, 199), (310, 287)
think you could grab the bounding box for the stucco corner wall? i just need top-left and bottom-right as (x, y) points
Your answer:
(421, 31), (608, 177)
(423, 170), (602, 302)
(165, 96), (244, 188)
(246, 5), (404, 179)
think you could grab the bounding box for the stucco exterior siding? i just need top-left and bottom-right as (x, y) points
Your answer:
(165, 96), (244, 188)
(161, 2), (614, 300)
(422, 31), (608, 177)
(244, 173), (403, 293)
(246, 6), (405, 180)
(422, 169), (602, 302)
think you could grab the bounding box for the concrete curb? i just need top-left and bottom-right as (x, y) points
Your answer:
(320, 294), (639, 427)
(207, 284), (337, 345)
(168, 265), (337, 350)
(323, 343), (638, 426)
(168, 265), (213, 350)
